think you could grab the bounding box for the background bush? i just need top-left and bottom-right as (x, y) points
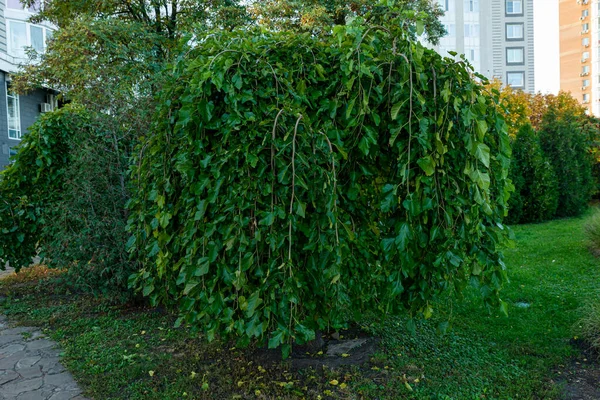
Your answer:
(127, 22), (512, 352)
(506, 124), (558, 224)
(539, 110), (594, 218)
(0, 106), (80, 270)
(0, 106), (135, 296)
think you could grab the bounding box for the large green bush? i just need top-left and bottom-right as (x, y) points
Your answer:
(0, 106), (135, 295)
(539, 110), (594, 218)
(0, 106), (79, 270)
(506, 124), (558, 224)
(128, 23), (512, 353)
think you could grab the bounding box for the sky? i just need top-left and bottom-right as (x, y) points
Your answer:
(534, 0), (560, 94)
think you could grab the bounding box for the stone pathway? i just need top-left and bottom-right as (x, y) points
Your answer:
(0, 308), (88, 400)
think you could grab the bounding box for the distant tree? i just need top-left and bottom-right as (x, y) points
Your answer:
(249, 0), (446, 43)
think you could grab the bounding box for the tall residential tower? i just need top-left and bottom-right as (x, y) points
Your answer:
(436, 0), (535, 93)
(559, 0), (598, 114)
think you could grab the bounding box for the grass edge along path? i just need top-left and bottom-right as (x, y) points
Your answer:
(0, 214), (598, 399)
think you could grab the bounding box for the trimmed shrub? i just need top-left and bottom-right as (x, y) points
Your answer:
(127, 23), (512, 352)
(506, 124), (558, 224)
(539, 110), (594, 218)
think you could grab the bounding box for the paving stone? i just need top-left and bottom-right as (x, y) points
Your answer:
(17, 368), (42, 380)
(15, 389), (48, 400)
(0, 335), (24, 347)
(0, 344), (25, 356)
(16, 357), (42, 370)
(0, 353), (26, 370)
(25, 341), (54, 352)
(43, 374), (76, 390)
(2, 378), (43, 396)
(0, 372), (19, 386)
(47, 390), (82, 400)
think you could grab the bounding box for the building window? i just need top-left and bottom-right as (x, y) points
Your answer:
(438, 0), (453, 11)
(583, 51), (590, 62)
(506, 23), (524, 40)
(7, 0), (40, 12)
(582, 23), (590, 33)
(507, 71), (525, 88)
(8, 147), (17, 163)
(506, 47), (524, 65)
(465, 0), (479, 12)
(506, 0), (523, 15)
(464, 24), (480, 37)
(444, 23), (456, 36)
(583, 37), (590, 47)
(583, 79), (590, 88)
(6, 85), (20, 140)
(582, 9), (589, 18)
(583, 93), (590, 103)
(582, 65), (590, 75)
(7, 20), (52, 57)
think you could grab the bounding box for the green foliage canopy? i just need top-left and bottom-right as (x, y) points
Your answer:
(128, 21), (512, 353)
(249, 0), (446, 43)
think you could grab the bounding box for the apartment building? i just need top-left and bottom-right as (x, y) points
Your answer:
(435, 0), (535, 93)
(0, 0), (56, 169)
(559, 0), (599, 115)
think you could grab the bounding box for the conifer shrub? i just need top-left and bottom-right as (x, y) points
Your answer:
(506, 124), (558, 224)
(127, 22), (512, 353)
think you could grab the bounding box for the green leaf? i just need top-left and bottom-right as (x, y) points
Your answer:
(143, 284), (154, 297)
(195, 257), (210, 276)
(268, 330), (285, 349)
(296, 201), (306, 218)
(416, 20), (425, 36)
(473, 142), (490, 168)
(499, 300), (509, 316)
(245, 290), (263, 318)
(183, 280), (199, 295)
(395, 223), (411, 251)
(194, 200), (207, 221)
(417, 155), (436, 176)
(391, 100), (405, 121)
(469, 170), (491, 190)
(476, 120), (488, 141)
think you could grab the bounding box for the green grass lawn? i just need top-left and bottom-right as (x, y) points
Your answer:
(1, 215), (599, 399)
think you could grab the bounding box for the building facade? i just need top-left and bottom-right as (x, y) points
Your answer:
(435, 0), (535, 93)
(0, 0), (55, 169)
(559, 0), (598, 115)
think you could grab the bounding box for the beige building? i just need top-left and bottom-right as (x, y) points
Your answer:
(435, 0), (535, 92)
(559, 0), (596, 114)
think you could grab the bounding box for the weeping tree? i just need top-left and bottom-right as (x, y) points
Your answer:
(127, 17), (512, 354)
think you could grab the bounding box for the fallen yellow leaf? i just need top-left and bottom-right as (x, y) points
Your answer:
(329, 379), (339, 386)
